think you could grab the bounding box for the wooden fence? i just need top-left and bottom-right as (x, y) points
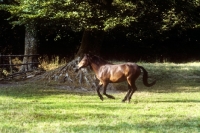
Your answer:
(0, 54), (40, 79)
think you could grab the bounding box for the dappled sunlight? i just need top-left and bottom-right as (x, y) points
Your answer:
(178, 62), (200, 66)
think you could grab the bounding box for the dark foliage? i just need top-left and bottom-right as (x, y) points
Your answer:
(1, 0), (200, 62)
(0, 10), (24, 55)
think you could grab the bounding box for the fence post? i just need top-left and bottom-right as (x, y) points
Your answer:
(9, 55), (13, 75)
(0, 53), (2, 78)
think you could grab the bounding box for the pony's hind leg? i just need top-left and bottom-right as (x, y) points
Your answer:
(127, 83), (137, 102)
(122, 84), (132, 102)
(103, 83), (115, 99)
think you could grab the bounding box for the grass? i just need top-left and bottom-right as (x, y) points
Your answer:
(0, 62), (200, 133)
(38, 55), (67, 71)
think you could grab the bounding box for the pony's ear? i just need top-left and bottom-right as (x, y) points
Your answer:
(84, 53), (88, 57)
(88, 51), (93, 56)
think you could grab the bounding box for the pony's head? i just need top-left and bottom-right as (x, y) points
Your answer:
(75, 54), (91, 72)
(75, 53), (109, 72)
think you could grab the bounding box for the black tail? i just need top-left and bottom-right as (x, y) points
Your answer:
(139, 66), (156, 87)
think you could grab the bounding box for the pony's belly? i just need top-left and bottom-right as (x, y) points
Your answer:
(109, 76), (126, 83)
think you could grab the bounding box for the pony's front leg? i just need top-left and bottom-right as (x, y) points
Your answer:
(103, 83), (115, 99)
(97, 84), (103, 101)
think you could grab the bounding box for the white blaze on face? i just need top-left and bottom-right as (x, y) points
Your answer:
(77, 61), (84, 69)
(77, 55), (88, 69)
(77, 59), (87, 69)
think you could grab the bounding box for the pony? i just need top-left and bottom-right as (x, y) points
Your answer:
(76, 54), (156, 102)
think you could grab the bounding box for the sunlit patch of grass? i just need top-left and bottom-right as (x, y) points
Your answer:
(0, 85), (200, 133)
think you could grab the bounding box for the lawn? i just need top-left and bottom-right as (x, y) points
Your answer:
(0, 62), (200, 133)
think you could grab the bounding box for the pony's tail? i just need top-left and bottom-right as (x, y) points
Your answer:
(139, 66), (156, 87)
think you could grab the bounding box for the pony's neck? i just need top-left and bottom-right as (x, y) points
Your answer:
(89, 55), (109, 74)
(90, 62), (102, 74)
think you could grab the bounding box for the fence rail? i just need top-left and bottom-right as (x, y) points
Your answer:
(0, 54), (40, 79)
(0, 62), (39, 66)
(0, 54), (39, 57)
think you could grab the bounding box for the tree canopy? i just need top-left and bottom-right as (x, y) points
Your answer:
(1, 0), (199, 31)
(1, 0), (200, 62)
(0, 0), (137, 31)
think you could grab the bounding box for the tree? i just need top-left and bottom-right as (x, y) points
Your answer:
(100, 0), (200, 61)
(1, 0), (200, 65)
(76, 29), (104, 57)
(19, 22), (38, 71)
(0, 0), (137, 58)
(1, 0), (200, 86)
(1, 0), (40, 71)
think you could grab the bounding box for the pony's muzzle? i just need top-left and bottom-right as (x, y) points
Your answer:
(75, 68), (79, 72)
(74, 66), (80, 72)
(75, 65), (83, 72)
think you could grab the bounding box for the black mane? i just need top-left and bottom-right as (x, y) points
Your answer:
(90, 54), (112, 65)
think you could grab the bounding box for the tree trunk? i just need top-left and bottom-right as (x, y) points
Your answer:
(76, 30), (104, 57)
(20, 23), (38, 72)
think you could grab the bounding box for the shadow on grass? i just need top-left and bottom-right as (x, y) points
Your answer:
(0, 83), (95, 98)
(2, 113), (199, 133)
(0, 78), (200, 99)
(59, 116), (200, 132)
(152, 100), (200, 103)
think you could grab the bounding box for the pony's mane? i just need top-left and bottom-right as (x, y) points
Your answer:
(90, 55), (112, 65)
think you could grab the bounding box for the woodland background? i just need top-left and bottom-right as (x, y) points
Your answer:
(0, 1), (200, 132)
(0, 0), (200, 63)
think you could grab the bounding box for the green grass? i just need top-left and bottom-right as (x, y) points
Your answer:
(0, 62), (200, 133)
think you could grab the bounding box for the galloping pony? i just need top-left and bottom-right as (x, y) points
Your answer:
(76, 54), (156, 102)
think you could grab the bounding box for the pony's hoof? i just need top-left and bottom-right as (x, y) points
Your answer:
(127, 99), (132, 103)
(122, 98), (127, 102)
(100, 97), (104, 101)
(110, 96), (115, 99)
(105, 94), (115, 99)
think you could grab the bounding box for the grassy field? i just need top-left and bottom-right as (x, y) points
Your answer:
(0, 62), (200, 133)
